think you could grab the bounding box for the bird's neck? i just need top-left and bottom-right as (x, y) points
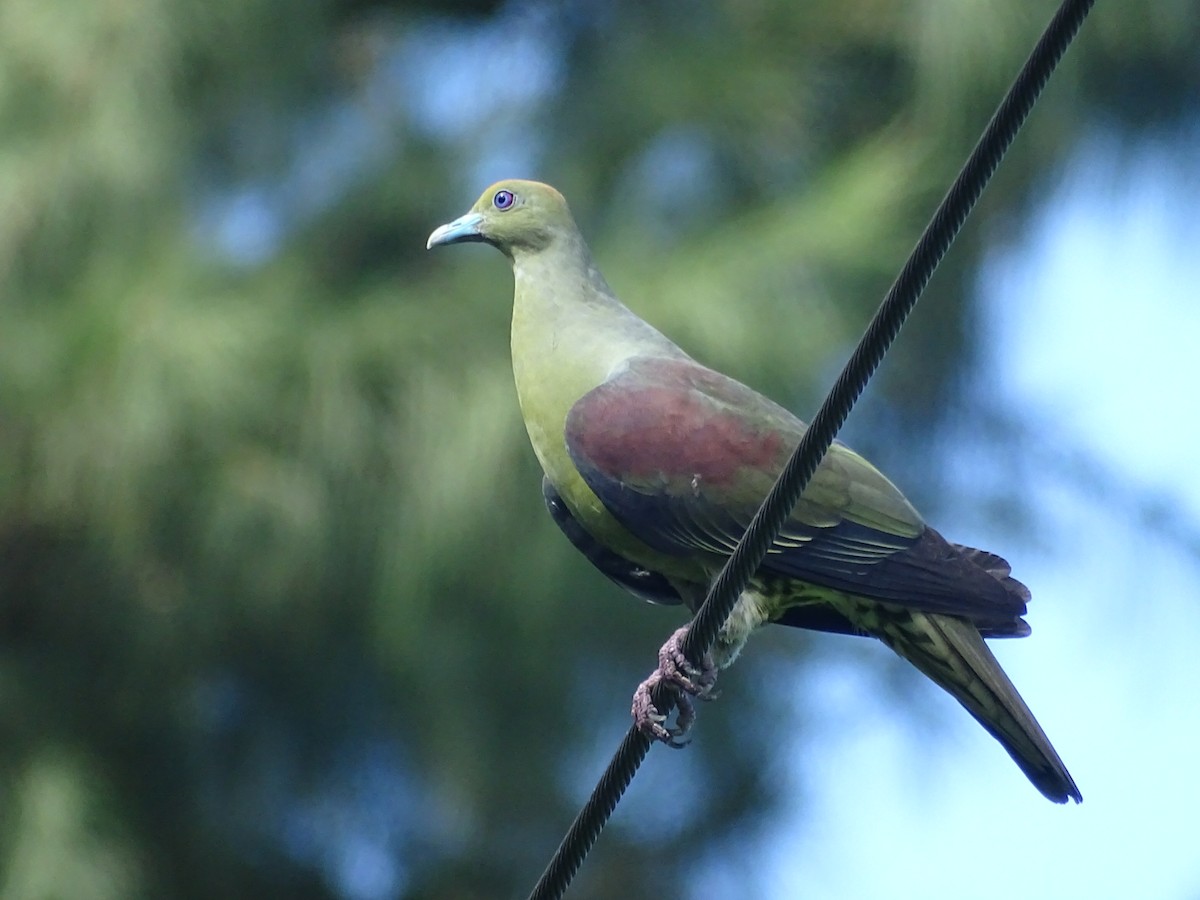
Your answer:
(509, 238), (683, 499)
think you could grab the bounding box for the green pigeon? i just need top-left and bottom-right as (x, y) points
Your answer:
(427, 179), (1081, 804)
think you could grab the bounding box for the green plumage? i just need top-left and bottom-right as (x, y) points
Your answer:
(428, 179), (1080, 804)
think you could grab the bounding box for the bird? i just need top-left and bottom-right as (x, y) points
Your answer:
(427, 179), (1081, 804)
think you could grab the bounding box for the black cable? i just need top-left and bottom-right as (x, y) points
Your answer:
(528, 2), (1096, 897)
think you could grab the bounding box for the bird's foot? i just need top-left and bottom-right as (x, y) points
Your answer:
(631, 626), (719, 746)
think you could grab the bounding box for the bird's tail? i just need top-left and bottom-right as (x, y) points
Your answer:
(875, 609), (1081, 803)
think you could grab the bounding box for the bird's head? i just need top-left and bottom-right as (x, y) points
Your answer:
(426, 180), (576, 258)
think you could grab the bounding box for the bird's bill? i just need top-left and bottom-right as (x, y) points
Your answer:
(426, 212), (486, 249)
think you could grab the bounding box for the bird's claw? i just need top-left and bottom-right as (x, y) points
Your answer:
(631, 626), (719, 745)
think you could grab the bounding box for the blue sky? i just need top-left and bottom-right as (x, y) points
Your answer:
(759, 135), (1200, 900)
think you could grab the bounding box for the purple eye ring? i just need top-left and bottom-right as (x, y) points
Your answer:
(493, 189), (515, 210)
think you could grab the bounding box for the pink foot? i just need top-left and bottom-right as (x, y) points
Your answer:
(631, 626), (718, 746)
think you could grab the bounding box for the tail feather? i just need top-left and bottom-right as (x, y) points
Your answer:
(874, 609), (1080, 803)
(952, 543), (1033, 606)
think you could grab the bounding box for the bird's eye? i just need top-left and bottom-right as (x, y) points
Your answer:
(493, 189), (515, 210)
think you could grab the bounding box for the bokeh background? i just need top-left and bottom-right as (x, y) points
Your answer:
(3, 2), (1199, 898)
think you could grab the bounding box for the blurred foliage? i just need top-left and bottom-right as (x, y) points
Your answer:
(1, 1), (1197, 897)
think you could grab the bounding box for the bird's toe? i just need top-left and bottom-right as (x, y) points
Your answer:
(656, 625), (718, 697)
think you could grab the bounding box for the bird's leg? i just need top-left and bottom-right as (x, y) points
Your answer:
(631, 625), (718, 746)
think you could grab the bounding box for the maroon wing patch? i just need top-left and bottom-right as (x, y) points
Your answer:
(565, 357), (794, 489)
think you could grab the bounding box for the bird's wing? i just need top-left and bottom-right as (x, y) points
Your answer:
(564, 356), (1028, 628)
